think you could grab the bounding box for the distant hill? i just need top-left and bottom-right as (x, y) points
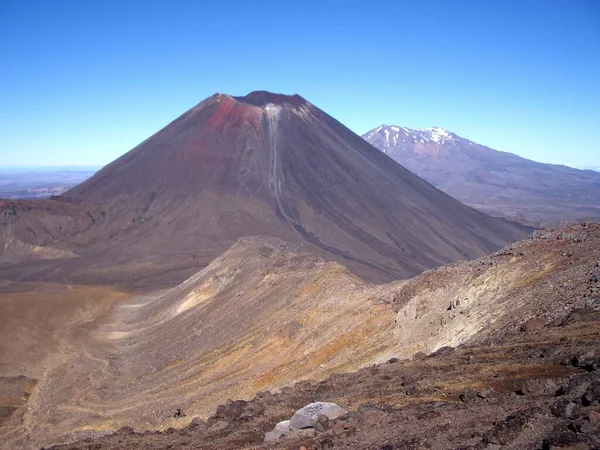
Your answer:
(362, 125), (600, 225)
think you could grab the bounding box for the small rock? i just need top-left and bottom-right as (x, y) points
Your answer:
(174, 408), (186, 418)
(264, 419), (293, 442)
(569, 419), (592, 433)
(477, 388), (493, 399)
(537, 346), (561, 359)
(588, 409), (600, 424)
(208, 420), (228, 431)
(563, 374), (592, 397)
(189, 417), (205, 429)
(254, 391), (271, 399)
(423, 401), (447, 410)
(460, 388), (478, 403)
(211, 399), (246, 422)
(432, 346), (454, 356)
(582, 380), (600, 405)
(520, 318), (545, 333)
(263, 431), (280, 442)
(273, 419), (293, 435)
(405, 383), (419, 396)
(483, 409), (538, 445)
(317, 438), (334, 450)
(413, 351), (427, 361)
(357, 404), (388, 421)
(210, 398), (264, 423)
(572, 351), (600, 372)
(330, 414), (357, 437)
(314, 414), (330, 433)
(519, 378), (560, 396)
(551, 399), (579, 419)
(290, 402), (348, 430)
(387, 357), (399, 364)
(116, 426), (135, 436)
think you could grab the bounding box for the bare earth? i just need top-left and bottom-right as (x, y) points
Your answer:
(47, 308), (600, 450)
(0, 222), (598, 449)
(0, 284), (130, 449)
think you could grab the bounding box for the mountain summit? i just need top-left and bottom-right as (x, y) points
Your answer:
(3, 92), (527, 284)
(364, 125), (459, 150)
(233, 90), (308, 107)
(363, 125), (600, 225)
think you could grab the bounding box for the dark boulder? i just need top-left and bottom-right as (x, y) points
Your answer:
(551, 399), (582, 419)
(460, 388), (478, 403)
(583, 380), (600, 406)
(483, 408), (539, 445)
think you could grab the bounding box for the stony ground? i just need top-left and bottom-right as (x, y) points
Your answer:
(2, 222), (599, 449)
(45, 223), (600, 450)
(47, 306), (600, 449)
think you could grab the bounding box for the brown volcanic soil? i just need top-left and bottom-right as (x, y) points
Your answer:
(0, 198), (103, 260)
(1, 92), (527, 286)
(0, 284), (130, 448)
(1, 222), (598, 449)
(47, 302), (600, 450)
(1, 240), (400, 449)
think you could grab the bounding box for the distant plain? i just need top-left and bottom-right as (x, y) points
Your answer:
(0, 168), (97, 199)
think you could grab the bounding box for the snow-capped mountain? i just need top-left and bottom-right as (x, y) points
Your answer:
(363, 125), (600, 225)
(363, 125), (459, 150)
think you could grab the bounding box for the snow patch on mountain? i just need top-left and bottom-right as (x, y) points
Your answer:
(364, 125), (456, 148)
(426, 127), (452, 143)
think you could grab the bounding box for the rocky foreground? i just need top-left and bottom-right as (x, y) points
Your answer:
(45, 223), (600, 449)
(47, 306), (600, 449)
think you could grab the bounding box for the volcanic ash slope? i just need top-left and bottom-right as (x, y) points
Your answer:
(7, 91), (527, 285)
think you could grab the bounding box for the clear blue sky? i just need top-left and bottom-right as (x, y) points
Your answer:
(1, 0), (598, 168)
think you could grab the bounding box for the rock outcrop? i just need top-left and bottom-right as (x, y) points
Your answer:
(264, 402), (348, 442)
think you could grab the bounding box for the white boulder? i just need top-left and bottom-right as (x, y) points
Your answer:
(264, 419), (293, 442)
(290, 402), (348, 430)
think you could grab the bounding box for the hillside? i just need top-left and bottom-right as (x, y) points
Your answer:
(1, 93), (527, 285)
(363, 125), (600, 225)
(1, 222), (598, 449)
